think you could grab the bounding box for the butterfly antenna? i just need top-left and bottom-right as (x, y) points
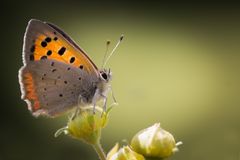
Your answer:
(103, 34), (124, 68)
(101, 40), (111, 68)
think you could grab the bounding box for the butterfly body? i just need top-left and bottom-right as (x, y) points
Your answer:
(19, 19), (112, 117)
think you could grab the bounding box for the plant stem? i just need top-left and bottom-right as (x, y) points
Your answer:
(93, 142), (106, 160)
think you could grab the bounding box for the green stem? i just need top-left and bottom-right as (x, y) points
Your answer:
(93, 142), (106, 160)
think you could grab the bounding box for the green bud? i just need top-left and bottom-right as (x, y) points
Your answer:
(107, 144), (145, 160)
(55, 106), (110, 145)
(130, 123), (182, 158)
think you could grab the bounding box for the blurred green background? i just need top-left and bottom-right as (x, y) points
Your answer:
(1, 1), (240, 160)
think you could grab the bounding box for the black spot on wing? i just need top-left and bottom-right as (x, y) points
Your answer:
(70, 57), (75, 63)
(47, 50), (52, 56)
(45, 37), (51, 42)
(30, 54), (34, 61)
(58, 47), (66, 55)
(41, 41), (47, 47)
(30, 45), (35, 52)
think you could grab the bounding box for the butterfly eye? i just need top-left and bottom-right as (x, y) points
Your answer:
(101, 72), (108, 80)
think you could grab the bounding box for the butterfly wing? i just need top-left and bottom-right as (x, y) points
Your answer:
(19, 19), (100, 117)
(19, 59), (98, 117)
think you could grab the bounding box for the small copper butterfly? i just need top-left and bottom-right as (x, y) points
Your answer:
(19, 19), (122, 117)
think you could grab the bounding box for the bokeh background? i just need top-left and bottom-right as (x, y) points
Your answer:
(1, 1), (240, 160)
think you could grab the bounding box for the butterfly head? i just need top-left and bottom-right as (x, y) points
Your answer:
(99, 68), (112, 83)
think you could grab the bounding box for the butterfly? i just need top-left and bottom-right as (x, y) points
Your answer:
(19, 19), (121, 117)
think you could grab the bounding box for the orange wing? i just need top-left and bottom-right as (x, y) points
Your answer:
(23, 19), (98, 75)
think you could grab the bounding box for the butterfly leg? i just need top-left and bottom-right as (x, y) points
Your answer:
(92, 92), (98, 114)
(93, 103), (96, 114)
(102, 95), (107, 112)
(93, 91), (108, 113)
(69, 110), (79, 121)
(92, 95), (106, 114)
(93, 95), (107, 114)
(100, 94), (107, 117)
(92, 87), (104, 114)
(70, 94), (83, 120)
(70, 108), (80, 120)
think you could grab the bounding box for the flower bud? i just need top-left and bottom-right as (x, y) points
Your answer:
(55, 106), (110, 145)
(130, 123), (182, 158)
(107, 143), (145, 160)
